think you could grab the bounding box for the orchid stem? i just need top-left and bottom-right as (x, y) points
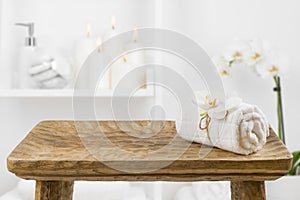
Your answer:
(273, 75), (286, 144)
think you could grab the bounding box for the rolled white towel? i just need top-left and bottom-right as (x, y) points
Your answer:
(178, 95), (269, 155)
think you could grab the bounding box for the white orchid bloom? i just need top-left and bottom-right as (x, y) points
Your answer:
(194, 91), (242, 120)
(194, 91), (218, 111)
(222, 39), (251, 66)
(214, 56), (231, 77)
(255, 52), (288, 78)
(219, 68), (230, 77)
(245, 38), (271, 66)
(208, 96), (242, 120)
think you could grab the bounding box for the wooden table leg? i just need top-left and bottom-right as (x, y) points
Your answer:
(230, 181), (266, 200)
(35, 181), (74, 200)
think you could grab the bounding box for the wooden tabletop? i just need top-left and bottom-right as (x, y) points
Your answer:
(7, 120), (292, 182)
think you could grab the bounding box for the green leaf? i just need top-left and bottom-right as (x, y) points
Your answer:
(288, 150), (300, 175)
(200, 112), (207, 117)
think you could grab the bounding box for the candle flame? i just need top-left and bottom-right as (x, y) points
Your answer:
(86, 23), (91, 37)
(111, 16), (116, 30)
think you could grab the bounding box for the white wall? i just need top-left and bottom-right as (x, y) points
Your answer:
(155, 0), (209, 120)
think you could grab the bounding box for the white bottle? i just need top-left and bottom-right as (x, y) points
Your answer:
(15, 22), (37, 89)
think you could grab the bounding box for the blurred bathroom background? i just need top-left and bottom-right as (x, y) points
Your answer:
(1, 0), (300, 199)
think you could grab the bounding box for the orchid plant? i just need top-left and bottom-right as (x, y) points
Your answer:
(216, 38), (299, 175)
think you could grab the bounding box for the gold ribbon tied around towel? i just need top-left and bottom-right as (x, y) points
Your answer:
(199, 111), (229, 132)
(199, 113), (211, 131)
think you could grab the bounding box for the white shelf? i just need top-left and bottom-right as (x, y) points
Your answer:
(0, 88), (154, 98)
(0, 66), (155, 98)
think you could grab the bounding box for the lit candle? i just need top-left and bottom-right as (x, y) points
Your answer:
(104, 16), (118, 41)
(126, 27), (145, 66)
(103, 16), (119, 89)
(111, 54), (144, 90)
(96, 36), (110, 90)
(133, 27), (138, 42)
(75, 23), (96, 88)
(111, 16), (116, 31)
(96, 36), (102, 52)
(86, 23), (91, 37)
(108, 27), (146, 91)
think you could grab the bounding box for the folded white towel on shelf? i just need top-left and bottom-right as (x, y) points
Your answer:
(177, 92), (269, 155)
(29, 59), (68, 89)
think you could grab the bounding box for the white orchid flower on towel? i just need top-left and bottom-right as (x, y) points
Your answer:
(194, 91), (242, 120)
(197, 93), (218, 111)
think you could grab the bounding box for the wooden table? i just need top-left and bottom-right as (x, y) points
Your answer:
(7, 121), (292, 200)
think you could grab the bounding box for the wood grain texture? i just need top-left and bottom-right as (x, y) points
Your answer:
(231, 181), (266, 200)
(21, 174), (283, 182)
(35, 181), (73, 200)
(7, 120), (292, 181)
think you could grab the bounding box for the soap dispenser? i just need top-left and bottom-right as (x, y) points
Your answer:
(16, 22), (71, 89)
(15, 22), (37, 88)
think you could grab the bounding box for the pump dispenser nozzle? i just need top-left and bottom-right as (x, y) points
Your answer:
(15, 22), (36, 47)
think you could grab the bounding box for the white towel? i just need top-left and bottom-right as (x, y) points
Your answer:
(177, 97), (269, 155)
